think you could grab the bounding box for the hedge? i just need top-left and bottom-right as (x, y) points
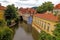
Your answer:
(0, 27), (14, 40)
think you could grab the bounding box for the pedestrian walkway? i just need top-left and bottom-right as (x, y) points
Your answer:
(13, 26), (34, 40)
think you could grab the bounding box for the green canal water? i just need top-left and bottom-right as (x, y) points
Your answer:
(12, 22), (34, 40)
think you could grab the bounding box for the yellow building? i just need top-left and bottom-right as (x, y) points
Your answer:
(0, 10), (5, 20)
(0, 5), (6, 26)
(32, 12), (58, 40)
(0, 5), (6, 20)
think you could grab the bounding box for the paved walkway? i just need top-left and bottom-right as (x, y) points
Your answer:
(13, 26), (34, 40)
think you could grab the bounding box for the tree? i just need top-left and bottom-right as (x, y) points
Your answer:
(4, 4), (18, 20)
(39, 31), (56, 40)
(53, 23), (60, 40)
(0, 19), (6, 27)
(0, 27), (14, 40)
(36, 2), (54, 13)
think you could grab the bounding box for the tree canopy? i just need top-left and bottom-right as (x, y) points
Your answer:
(39, 31), (56, 40)
(4, 4), (18, 20)
(53, 23), (60, 40)
(36, 2), (54, 13)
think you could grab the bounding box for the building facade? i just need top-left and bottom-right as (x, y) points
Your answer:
(32, 13), (58, 40)
(53, 3), (60, 16)
(0, 4), (6, 20)
(18, 8), (36, 22)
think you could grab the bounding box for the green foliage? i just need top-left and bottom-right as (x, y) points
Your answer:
(39, 31), (46, 40)
(39, 23), (60, 40)
(7, 20), (11, 26)
(39, 31), (56, 40)
(0, 20), (6, 27)
(15, 17), (19, 24)
(36, 2), (54, 13)
(0, 27), (13, 40)
(4, 4), (18, 20)
(53, 23), (60, 40)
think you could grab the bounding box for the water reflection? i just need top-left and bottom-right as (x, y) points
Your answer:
(20, 22), (32, 33)
(9, 23), (19, 36)
(12, 22), (34, 40)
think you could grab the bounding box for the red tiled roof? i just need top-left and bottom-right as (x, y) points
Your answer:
(19, 8), (36, 14)
(54, 3), (60, 9)
(34, 13), (58, 22)
(0, 6), (6, 10)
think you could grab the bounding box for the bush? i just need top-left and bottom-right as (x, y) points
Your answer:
(39, 31), (56, 40)
(15, 17), (19, 24)
(0, 20), (6, 27)
(0, 27), (14, 40)
(53, 23), (60, 40)
(7, 20), (11, 26)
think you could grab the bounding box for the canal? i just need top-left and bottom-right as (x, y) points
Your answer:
(13, 22), (34, 40)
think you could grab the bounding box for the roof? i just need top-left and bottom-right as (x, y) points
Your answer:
(54, 3), (60, 9)
(34, 13), (58, 22)
(19, 8), (36, 14)
(0, 6), (6, 10)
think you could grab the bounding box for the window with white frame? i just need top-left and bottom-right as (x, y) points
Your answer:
(41, 21), (43, 27)
(44, 22), (46, 30)
(38, 19), (39, 25)
(36, 18), (39, 24)
(37, 19), (39, 24)
(40, 21), (42, 27)
(33, 17), (35, 22)
(39, 20), (41, 25)
(35, 17), (37, 23)
(47, 23), (50, 32)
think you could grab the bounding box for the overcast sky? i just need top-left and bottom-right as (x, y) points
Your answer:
(0, 0), (60, 8)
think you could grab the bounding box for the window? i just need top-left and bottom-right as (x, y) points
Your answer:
(35, 18), (37, 23)
(35, 17), (39, 24)
(44, 22), (46, 29)
(47, 26), (49, 31)
(42, 21), (43, 27)
(33, 18), (34, 22)
(40, 21), (42, 27)
(34, 17), (36, 22)
(37, 19), (39, 24)
(54, 25), (56, 29)
(36, 18), (38, 23)
(39, 20), (41, 25)
(47, 23), (50, 31)
(38, 20), (40, 25)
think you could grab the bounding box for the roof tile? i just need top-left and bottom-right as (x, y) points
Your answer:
(34, 13), (58, 22)
(54, 3), (60, 9)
